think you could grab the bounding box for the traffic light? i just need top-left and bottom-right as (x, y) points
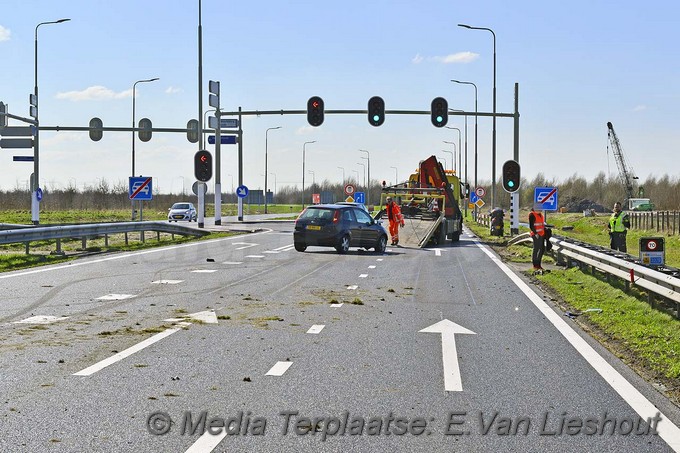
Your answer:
(307, 96), (324, 127)
(367, 96), (385, 126)
(502, 160), (521, 193)
(89, 117), (103, 142)
(194, 150), (213, 182)
(431, 97), (448, 127)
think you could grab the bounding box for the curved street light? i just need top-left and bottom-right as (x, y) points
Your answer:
(264, 126), (282, 213)
(302, 140), (316, 208)
(359, 149), (370, 205)
(131, 77), (159, 220)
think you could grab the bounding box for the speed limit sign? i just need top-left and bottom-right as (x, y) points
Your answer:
(344, 184), (355, 196)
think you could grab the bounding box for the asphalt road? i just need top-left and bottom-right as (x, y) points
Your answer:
(0, 222), (678, 452)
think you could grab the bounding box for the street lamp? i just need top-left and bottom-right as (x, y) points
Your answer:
(131, 77), (159, 220)
(269, 172), (277, 197)
(359, 149), (370, 205)
(264, 126), (282, 213)
(445, 126), (462, 176)
(458, 23), (496, 208)
(302, 140), (316, 208)
(33, 18), (70, 225)
(357, 162), (366, 188)
(202, 108), (216, 150)
(451, 79), (478, 196)
(308, 170), (315, 188)
(390, 166), (398, 185)
(443, 141), (456, 172)
(441, 149), (454, 172)
(337, 167), (345, 185)
(352, 170), (360, 185)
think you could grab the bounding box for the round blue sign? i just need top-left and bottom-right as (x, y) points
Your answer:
(36, 187), (43, 202)
(236, 185), (249, 199)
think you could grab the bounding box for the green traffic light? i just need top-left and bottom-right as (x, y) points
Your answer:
(436, 116), (443, 123)
(373, 115), (380, 122)
(508, 181), (515, 187)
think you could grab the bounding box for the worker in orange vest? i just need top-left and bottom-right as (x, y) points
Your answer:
(386, 197), (405, 246)
(529, 205), (546, 274)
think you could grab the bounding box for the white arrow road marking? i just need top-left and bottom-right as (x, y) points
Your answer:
(419, 319), (476, 392)
(307, 325), (325, 334)
(151, 280), (183, 284)
(97, 294), (135, 300)
(13, 315), (69, 324)
(73, 327), (181, 376)
(266, 361), (293, 376)
(233, 242), (258, 250)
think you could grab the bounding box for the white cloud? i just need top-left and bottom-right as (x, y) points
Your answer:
(165, 86), (182, 94)
(632, 105), (647, 112)
(0, 25), (10, 42)
(412, 51), (479, 64)
(56, 86), (130, 101)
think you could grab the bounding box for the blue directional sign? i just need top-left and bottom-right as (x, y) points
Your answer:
(36, 187), (43, 202)
(354, 192), (365, 204)
(534, 186), (558, 211)
(129, 176), (153, 201)
(469, 192), (478, 204)
(236, 185), (249, 199)
(208, 135), (237, 145)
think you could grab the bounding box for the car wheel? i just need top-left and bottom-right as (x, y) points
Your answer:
(374, 235), (387, 253)
(294, 242), (307, 252)
(335, 235), (350, 254)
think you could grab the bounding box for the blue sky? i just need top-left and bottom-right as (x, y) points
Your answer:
(1, 0), (678, 199)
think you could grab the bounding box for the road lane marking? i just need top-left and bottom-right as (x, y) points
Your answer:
(346, 285), (358, 290)
(368, 265), (376, 269)
(266, 361), (293, 376)
(419, 319), (476, 392)
(359, 274), (368, 278)
(151, 280), (183, 284)
(376, 258), (383, 261)
(330, 303), (343, 308)
(475, 240), (680, 451)
(97, 294), (135, 300)
(191, 270), (217, 273)
(233, 242), (258, 250)
(273, 244), (295, 251)
(73, 327), (181, 376)
(307, 325), (325, 334)
(269, 261), (335, 297)
(263, 251), (279, 254)
(221, 261), (243, 265)
(245, 255), (265, 258)
(13, 315), (69, 324)
(184, 432), (227, 453)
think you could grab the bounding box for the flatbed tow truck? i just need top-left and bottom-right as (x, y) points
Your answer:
(378, 155), (464, 248)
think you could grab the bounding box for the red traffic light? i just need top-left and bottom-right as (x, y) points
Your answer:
(307, 96), (325, 127)
(194, 150), (213, 182)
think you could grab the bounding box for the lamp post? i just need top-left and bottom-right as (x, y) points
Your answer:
(441, 150), (454, 172)
(357, 162), (366, 189)
(359, 149), (370, 205)
(390, 166), (398, 185)
(33, 18), (70, 225)
(352, 170), (360, 185)
(445, 126), (462, 176)
(337, 167), (345, 185)
(264, 126), (282, 213)
(443, 141), (456, 173)
(308, 170), (315, 188)
(458, 23), (496, 208)
(302, 140), (316, 208)
(269, 172), (277, 197)
(131, 77), (159, 220)
(451, 79), (478, 198)
(202, 108), (216, 150)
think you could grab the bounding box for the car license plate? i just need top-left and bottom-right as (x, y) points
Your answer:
(306, 225), (321, 231)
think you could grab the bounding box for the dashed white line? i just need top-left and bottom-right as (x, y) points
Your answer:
(330, 303), (344, 308)
(307, 325), (325, 334)
(233, 242), (258, 250)
(368, 265), (376, 269)
(346, 285), (358, 290)
(359, 274), (368, 278)
(263, 251), (280, 254)
(266, 361), (293, 376)
(376, 259), (384, 262)
(245, 255), (265, 258)
(13, 315), (69, 325)
(191, 270), (218, 273)
(151, 280), (183, 285)
(221, 261), (243, 265)
(97, 294), (135, 300)
(273, 244), (295, 251)
(73, 327), (181, 376)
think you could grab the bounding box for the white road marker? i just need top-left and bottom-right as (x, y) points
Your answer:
(245, 255), (265, 258)
(151, 280), (183, 284)
(368, 265), (376, 269)
(221, 261), (243, 265)
(97, 294), (135, 300)
(13, 315), (69, 324)
(188, 310), (218, 324)
(191, 270), (217, 273)
(346, 285), (358, 290)
(419, 319), (476, 392)
(330, 303), (343, 308)
(273, 244), (295, 251)
(263, 250), (280, 254)
(307, 325), (325, 334)
(474, 240), (680, 451)
(73, 328), (181, 376)
(233, 242), (258, 250)
(376, 258), (384, 261)
(184, 431), (227, 453)
(359, 274), (368, 278)
(266, 361), (293, 376)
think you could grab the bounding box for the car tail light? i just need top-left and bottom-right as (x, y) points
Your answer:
(332, 210), (340, 224)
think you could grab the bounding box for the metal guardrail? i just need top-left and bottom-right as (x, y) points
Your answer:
(508, 232), (680, 319)
(0, 221), (209, 254)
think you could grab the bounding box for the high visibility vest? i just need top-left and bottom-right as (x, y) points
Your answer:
(530, 211), (545, 237)
(387, 203), (402, 222)
(610, 212), (627, 232)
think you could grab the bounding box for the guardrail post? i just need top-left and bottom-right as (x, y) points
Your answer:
(104, 234), (109, 248)
(140, 231), (145, 243)
(81, 237), (87, 250)
(648, 292), (655, 309)
(55, 238), (63, 255)
(156, 231), (160, 242)
(125, 232), (129, 245)
(24, 242), (29, 255)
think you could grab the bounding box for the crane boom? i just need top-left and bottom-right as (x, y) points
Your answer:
(606, 121), (636, 201)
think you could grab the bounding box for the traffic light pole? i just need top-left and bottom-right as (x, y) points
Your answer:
(511, 83), (520, 235)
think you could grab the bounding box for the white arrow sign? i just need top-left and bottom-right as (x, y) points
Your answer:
(419, 319), (476, 392)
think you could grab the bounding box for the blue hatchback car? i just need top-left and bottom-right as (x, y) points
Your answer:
(294, 204), (387, 253)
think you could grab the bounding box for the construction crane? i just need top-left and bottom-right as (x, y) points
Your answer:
(606, 122), (653, 211)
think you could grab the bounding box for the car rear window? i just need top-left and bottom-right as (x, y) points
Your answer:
(299, 208), (335, 220)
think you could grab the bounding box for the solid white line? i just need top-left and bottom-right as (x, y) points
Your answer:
(307, 325), (325, 334)
(359, 274), (368, 278)
(73, 328), (180, 376)
(266, 361), (293, 376)
(474, 240), (680, 451)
